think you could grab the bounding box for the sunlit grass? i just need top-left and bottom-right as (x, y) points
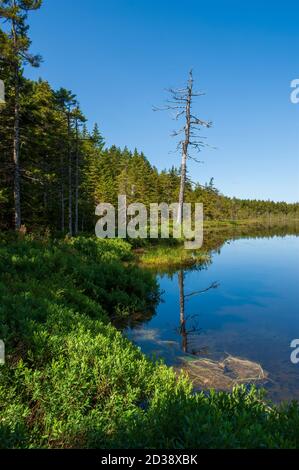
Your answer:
(137, 245), (210, 268)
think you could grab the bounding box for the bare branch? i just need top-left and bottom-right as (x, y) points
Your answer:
(153, 104), (184, 112)
(175, 110), (185, 120)
(190, 115), (212, 127)
(188, 156), (203, 163)
(185, 282), (220, 299)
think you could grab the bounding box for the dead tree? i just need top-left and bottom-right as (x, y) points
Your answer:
(154, 70), (212, 224)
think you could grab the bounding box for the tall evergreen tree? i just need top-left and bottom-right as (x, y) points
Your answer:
(0, 0), (42, 229)
(54, 88), (76, 234)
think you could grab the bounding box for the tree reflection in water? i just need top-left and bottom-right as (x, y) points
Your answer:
(177, 269), (219, 355)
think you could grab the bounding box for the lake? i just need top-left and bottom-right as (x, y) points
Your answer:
(127, 226), (299, 402)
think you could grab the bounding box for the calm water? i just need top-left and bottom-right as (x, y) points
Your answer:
(127, 232), (299, 402)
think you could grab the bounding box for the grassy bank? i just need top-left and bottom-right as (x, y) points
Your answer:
(136, 245), (209, 269)
(1, 235), (299, 449)
(134, 218), (299, 269)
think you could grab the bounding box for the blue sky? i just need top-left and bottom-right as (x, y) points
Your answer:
(26, 0), (299, 202)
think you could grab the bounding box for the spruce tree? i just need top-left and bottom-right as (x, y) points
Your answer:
(0, 0), (42, 229)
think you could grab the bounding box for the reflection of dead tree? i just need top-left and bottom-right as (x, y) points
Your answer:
(178, 270), (188, 352)
(177, 270), (219, 355)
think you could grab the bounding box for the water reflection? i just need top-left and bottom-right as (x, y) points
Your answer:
(177, 269), (219, 355)
(126, 223), (299, 402)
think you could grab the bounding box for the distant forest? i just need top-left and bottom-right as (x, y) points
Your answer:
(0, 2), (298, 233)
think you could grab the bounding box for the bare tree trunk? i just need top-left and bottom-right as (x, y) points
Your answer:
(43, 154), (48, 214)
(13, 65), (21, 230)
(12, 11), (21, 231)
(177, 71), (193, 224)
(177, 144), (188, 225)
(67, 111), (73, 236)
(74, 119), (79, 236)
(60, 154), (65, 232)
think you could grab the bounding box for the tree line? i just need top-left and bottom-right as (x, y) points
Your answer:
(1, 0), (298, 234)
